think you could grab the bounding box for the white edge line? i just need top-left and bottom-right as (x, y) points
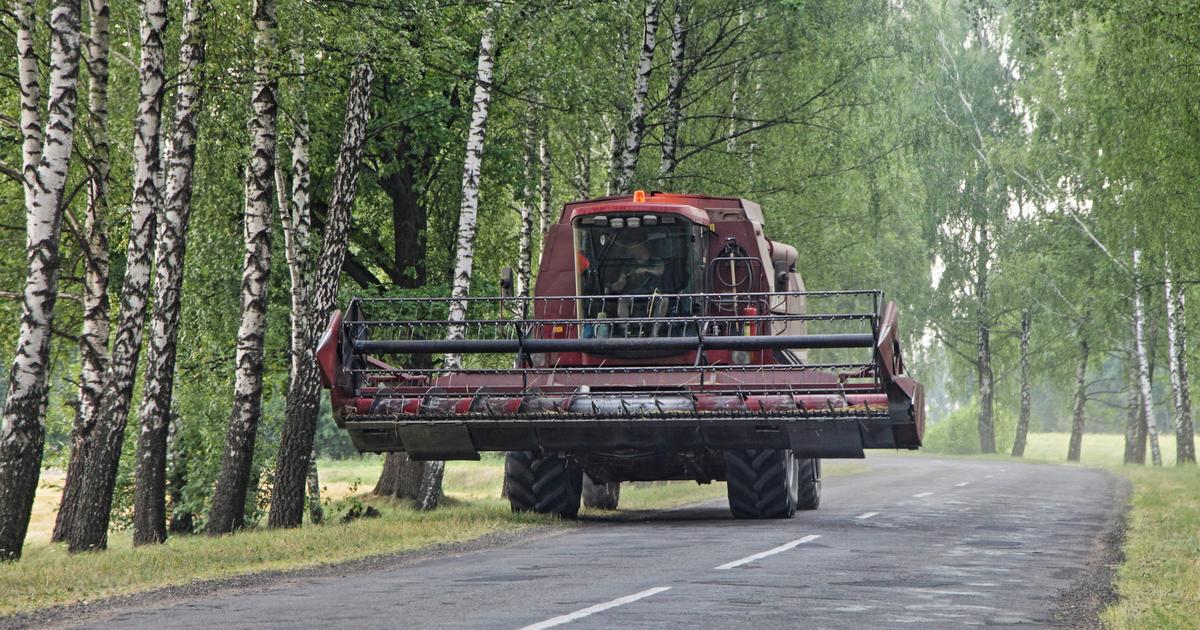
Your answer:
(954, 482), (970, 487)
(855, 511), (879, 520)
(519, 586), (671, 630)
(713, 534), (820, 570)
(912, 491), (934, 498)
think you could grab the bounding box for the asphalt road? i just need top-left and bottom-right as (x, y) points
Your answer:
(61, 456), (1120, 629)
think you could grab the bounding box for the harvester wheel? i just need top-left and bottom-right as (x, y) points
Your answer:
(796, 458), (821, 510)
(724, 449), (798, 519)
(582, 474), (620, 510)
(504, 451), (583, 518)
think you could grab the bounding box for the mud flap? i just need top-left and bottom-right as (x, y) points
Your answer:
(396, 424), (481, 460)
(787, 421), (865, 458)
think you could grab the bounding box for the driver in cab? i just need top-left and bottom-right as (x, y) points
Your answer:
(606, 241), (665, 295)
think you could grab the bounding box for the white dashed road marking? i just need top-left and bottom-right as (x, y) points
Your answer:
(519, 587), (672, 629)
(714, 535), (821, 570)
(912, 492), (934, 498)
(954, 482), (970, 487)
(856, 512), (879, 520)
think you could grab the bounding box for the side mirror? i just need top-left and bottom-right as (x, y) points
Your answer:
(499, 266), (514, 298)
(773, 260), (790, 290)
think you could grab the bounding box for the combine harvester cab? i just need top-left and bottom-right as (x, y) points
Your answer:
(317, 192), (923, 519)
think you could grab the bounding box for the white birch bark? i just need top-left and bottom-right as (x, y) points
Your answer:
(69, 0), (168, 552)
(422, 0), (502, 511)
(270, 61), (372, 528)
(16, 0), (41, 195)
(209, 0), (278, 534)
(614, 0), (661, 194)
(1067, 333), (1089, 462)
(1132, 249), (1163, 466)
(659, 0), (686, 182)
(0, 0), (84, 560)
(1011, 308), (1032, 457)
(54, 0), (112, 544)
(1164, 255), (1196, 464)
(517, 120), (535, 297)
(726, 10), (747, 153)
(538, 130), (552, 237)
(133, 0), (207, 545)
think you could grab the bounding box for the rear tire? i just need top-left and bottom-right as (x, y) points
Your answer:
(725, 449), (798, 519)
(582, 474), (620, 510)
(505, 451), (583, 518)
(796, 458), (821, 510)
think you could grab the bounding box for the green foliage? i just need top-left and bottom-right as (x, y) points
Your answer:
(924, 398), (1016, 455)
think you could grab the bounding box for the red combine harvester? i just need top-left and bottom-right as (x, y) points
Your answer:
(317, 192), (923, 519)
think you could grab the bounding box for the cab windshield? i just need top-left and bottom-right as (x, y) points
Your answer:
(573, 214), (705, 328)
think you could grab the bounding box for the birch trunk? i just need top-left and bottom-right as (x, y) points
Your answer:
(614, 0), (661, 194)
(1011, 309), (1032, 457)
(975, 224), (995, 453)
(1164, 258), (1196, 464)
(54, 0), (112, 544)
(1132, 249), (1163, 466)
(1067, 334), (1090, 462)
(209, 0), (278, 534)
(0, 0), (83, 561)
(1124, 344), (1148, 464)
(538, 131), (552, 238)
(269, 62), (373, 529)
(421, 0), (501, 511)
(517, 120), (535, 297)
(132, 0), (206, 545)
(605, 119), (620, 196)
(659, 0), (686, 182)
(68, 0), (166, 553)
(573, 127), (592, 199)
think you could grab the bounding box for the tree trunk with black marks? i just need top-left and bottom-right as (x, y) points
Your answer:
(1124, 343), (1147, 465)
(1164, 258), (1195, 464)
(613, 0), (661, 194)
(1067, 334), (1090, 462)
(517, 120), (536, 297)
(54, 0), (111, 545)
(1011, 308), (1032, 457)
(421, 0), (501, 511)
(1131, 249), (1162, 466)
(132, 0), (206, 546)
(538, 130), (552, 238)
(270, 61), (373, 529)
(0, 0), (83, 561)
(209, 0), (278, 534)
(68, 0), (167, 553)
(659, 0), (686, 182)
(974, 223), (995, 454)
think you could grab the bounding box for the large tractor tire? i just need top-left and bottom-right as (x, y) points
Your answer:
(582, 474), (620, 510)
(505, 451), (583, 518)
(796, 458), (821, 510)
(725, 449), (799, 519)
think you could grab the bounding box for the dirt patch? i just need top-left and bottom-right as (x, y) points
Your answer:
(2, 526), (561, 630)
(1052, 472), (1131, 628)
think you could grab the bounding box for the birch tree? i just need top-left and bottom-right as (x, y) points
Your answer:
(270, 61), (373, 529)
(69, 0), (169, 553)
(1131, 249), (1162, 466)
(132, 0), (207, 545)
(0, 0), (84, 561)
(209, 0), (278, 534)
(613, 0), (661, 194)
(516, 120), (536, 296)
(658, 0), (686, 182)
(52, 0), (111, 544)
(1164, 257), (1195, 464)
(418, 0), (501, 511)
(1066, 329), (1090, 462)
(1011, 309), (1032, 457)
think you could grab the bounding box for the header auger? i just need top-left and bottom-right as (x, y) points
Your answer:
(318, 192), (924, 519)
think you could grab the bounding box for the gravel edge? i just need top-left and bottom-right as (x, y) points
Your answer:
(1051, 470), (1132, 629)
